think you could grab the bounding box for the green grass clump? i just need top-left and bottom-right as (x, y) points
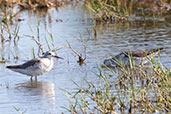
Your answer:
(84, 0), (170, 22)
(85, 0), (127, 21)
(64, 55), (171, 113)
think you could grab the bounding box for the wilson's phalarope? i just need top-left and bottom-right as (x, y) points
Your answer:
(6, 51), (63, 81)
(103, 48), (164, 67)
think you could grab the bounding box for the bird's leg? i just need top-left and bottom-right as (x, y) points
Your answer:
(35, 76), (37, 82)
(30, 76), (33, 82)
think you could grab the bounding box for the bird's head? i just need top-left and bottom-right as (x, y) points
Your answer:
(44, 51), (63, 59)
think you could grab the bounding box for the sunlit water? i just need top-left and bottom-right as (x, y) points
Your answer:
(0, 4), (171, 114)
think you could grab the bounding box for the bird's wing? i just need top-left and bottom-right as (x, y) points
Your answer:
(21, 58), (41, 69)
(123, 48), (163, 57)
(125, 50), (148, 57)
(6, 58), (41, 69)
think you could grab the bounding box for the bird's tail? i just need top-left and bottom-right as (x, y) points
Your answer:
(6, 65), (21, 69)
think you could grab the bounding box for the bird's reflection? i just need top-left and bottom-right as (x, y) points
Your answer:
(15, 81), (56, 111)
(16, 81), (55, 96)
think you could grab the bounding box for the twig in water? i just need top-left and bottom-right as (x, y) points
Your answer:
(66, 41), (85, 65)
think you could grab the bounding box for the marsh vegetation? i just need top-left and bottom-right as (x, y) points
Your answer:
(64, 55), (171, 113)
(84, 0), (170, 22)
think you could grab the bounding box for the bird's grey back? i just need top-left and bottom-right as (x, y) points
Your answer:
(21, 58), (40, 69)
(122, 48), (164, 57)
(6, 58), (40, 69)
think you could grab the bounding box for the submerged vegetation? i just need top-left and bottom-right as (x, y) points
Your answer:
(84, 0), (171, 21)
(64, 55), (171, 113)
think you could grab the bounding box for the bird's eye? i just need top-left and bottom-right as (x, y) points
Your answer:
(49, 53), (52, 55)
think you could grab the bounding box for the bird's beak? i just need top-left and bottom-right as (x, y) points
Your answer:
(53, 55), (64, 59)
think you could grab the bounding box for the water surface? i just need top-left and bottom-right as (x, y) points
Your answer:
(0, 4), (170, 114)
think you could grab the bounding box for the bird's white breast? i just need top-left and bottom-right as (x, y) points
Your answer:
(39, 58), (54, 73)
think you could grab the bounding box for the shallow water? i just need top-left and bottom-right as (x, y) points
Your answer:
(0, 4), (171, 114)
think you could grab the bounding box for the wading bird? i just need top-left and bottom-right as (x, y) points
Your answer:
(103, 48), (164, 67)
(6, 51), (63, 81)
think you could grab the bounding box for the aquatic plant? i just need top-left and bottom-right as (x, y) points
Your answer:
(0, 22), (20, 63)
(66, 40), (86, 65)
(84, 0), (171, 22)
(0, 0), (56, 9)
(64, 54), (171, 113)
(0, 0), (81, 9)
(29, 22), (65, 57)
(13, 106), (26, 114)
